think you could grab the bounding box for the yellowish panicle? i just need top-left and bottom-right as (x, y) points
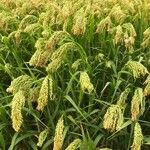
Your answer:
(37, 129), (49, 147)
(103, 105), (124, 132)
(131, 88), (145, 121)
(131, 122), (143, 150)
(144, 74), (150, 96)
(65, 139), (81, 150)
(53, 116), (64, 150)
(37, 76), (49, 111)
(80, 71), (94, 93)
(11, 90), (25, 132)
(125, 60), (148, 79)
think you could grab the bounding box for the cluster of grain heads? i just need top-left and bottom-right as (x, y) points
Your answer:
(103, 105), (124, 132)
(53, 116), (64, 150)
(141, 27), (150, 48)
(144, 74), (150, 96)
(37, 75), (53, 111)
(65, 139), (81, 150)
(6, 75), (32, 96)
(79, 71), (94, 93)
(131, 88), (145, 121)
(72, 59), (82, 70)
(131, 122), (143, 150)
(37, 129), (49, 147)
(11, 90), (25, 132)
(124, 60), (148, 79)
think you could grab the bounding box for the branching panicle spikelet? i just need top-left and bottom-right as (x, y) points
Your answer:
(11, 90), (25, 132)
(141, 27), (150, 48)
(53, 116), (64, 150)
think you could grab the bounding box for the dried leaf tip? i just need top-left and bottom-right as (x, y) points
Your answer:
(53, 116), (64, 150)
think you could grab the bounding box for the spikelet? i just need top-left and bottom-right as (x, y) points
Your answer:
(65, 139), (81, 150)
(6, 75), (32, 95)
(117, 88), (130, 108)
(103, 105), (124, 132)
(37, 76), (50, 111)
(53, 116), (64, 150)
(144, 74), (150, 96)
(96, 16), (112, 33)
(80, 71), (94, 93)
(131, 88), (145, 121)
(11, 90), (25, 132)
(109, 5), (126, 23)
(141, 27), (150, 48)
(72, 7), (87, 35)
(131, 122), (143, 150)
(125, 60), (148, 79)
(37, 129), (49, 147)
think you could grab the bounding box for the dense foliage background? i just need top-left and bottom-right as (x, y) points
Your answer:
(0, 0), (149, 149)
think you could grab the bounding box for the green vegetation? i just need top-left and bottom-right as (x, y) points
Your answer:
(0, 0), (150, 149)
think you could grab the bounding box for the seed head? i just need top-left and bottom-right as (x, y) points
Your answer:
(125, 60), (148, 79)
(37, 76), (49, 111)
(80, 71), (94, 93)
(131, 122), (143, 150)
(144, 74), (150, 96)
(37, 129), (49, 147)
(103, 105), (124, 132)
(131, 88), (145, 121)
(11, 90), (25, 132)
(53, 116), (64, 150)
(65, 139), (81, 150)
(6, 75), (32, 96)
